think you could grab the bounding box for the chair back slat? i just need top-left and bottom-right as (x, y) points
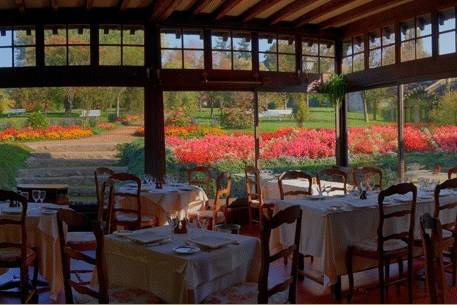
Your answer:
(187, 166), (212, 195)
(95, 167), (115, 223)
(245, 166), (262, 199)
(420, 213), (448, 304)
(434, 178), (457, 230)
(258, 205), (302, 304)
(213, 172), (231, 211)
(278, 170), (313, 200)
(317, 168), (348, 195)
(448, 166), (457, 179)
(352, 166), (382, 191)
(384, 210), (412, 219)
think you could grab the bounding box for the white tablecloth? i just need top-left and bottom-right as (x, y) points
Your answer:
(270, 191), (457, 286)
(0, 202), (67, 300)
(122, 184), (208, 225)
(104, 226), (260, 303)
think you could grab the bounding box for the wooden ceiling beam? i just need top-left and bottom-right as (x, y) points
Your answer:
(191, 0), (212, 15)
(86, 0), (94, 11)
(119, 0), (131, 12)
(213, 0), (243, 20)
(269, 0), (315, 25)
(50, 0), (58, 10)
(158, 0), (185, 22)
(294, 0), (356, 28)
(150, 0), (173, 22)
(240, 0), (283, 22)
(15, 0), (25, 12)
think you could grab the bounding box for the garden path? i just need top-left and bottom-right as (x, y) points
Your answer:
(16, 126), (137, 203)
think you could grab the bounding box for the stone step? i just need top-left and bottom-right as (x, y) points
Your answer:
(28, 151), (119, 160)
(25, 158), (121, 169)
(17, 166), (128, 178)
(16, 175), (95, 185)
(31, 143), (120, 153)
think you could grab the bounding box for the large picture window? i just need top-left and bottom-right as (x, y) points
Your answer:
(0, 26), (36, 68)
(160, 28), (204, 69)
(259, 33), (295, 72)
(368, 25), (395, 68)
(302, 38), (334, 74)
(400, 14), (432, 62)
(438, 8), (456, 55)
(342, 35), (364, 74)
(212, 30), (252, 70)
(45, 24), (90, 66)
(99, 25), (144, 66)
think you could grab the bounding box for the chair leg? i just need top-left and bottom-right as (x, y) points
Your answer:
(20, 264), (28, 304)
(378, 258), (385, 304)
(407, 251), (413, 304)
(346, 248), (354, 303)
(452, 245), (457, 286)
(248, 204), (252, 224)
(397, 258), (403, 291)
(385, 259), (390, 301)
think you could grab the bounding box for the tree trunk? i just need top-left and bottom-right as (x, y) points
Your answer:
(361, 92), (369, 123)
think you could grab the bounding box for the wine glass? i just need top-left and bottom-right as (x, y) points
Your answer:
(39, 191), (46, 203)
(167, 210), (180, 239)
(32, 190), (40, 203)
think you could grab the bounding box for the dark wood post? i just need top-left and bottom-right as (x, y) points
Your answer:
(397, 83), (405, 182)
(35, 23), (44, 67)
(90, 23), (99, 67)
(335, 39), (348, 167)
(253, 90), (260, 169)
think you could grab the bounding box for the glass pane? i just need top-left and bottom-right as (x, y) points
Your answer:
(183, 50), (203, 69)
(342, 40), (352, 56)
(14, 28), (35, 46)
(259, 52), (277, 71)
(0, 29), (12, 47)
(416, 14), (432, 37)
(401, 40), (415, 62)
(342, 56), (352, 74)
(382, 45), (395, 65)
(233, 51), (252, 70)
(68, 26), (90, 44)
(183, 30), (203, 49)
(45, 26), (66, 45)
(123, 46), (144, 66)
(278, 35), (295, 53)
(303, 56), (318, 73)
(123, 27), (144, 45)
(99, 46), (121, 65)
(45, 46), (66, 65)
(439, 31), (456, 55)
(0, 48), (12, 67)
(439, 8), (456, 32)
(212, 50), (231, 69)
(68, 46), (90, 65)
(161, 49), (182, 69)
(353, 35), (364, 53)
(320, 41), (334, 57)
(160, 29), (182, 48)
(99, 26), (121, 44)
(278, 54), (295, 72)
(320, 57), (334, 74)
(302, 39), (318, 56)
(259, 34), (276, 52)
(212, 31), (231, 50)
(369, 49), (381, 68)
(400, 19), (415, 41)
(233, 33), (251, 51)
(416, 36), (432, 59)
(368, 30), (381, 49)
(382, 25), (395, 45)
(14, 46), (35, 66)
(353, 53), (364, 72)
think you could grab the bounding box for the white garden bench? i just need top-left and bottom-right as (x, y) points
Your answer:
(80, 109), (101, 118)
(259, 109), (293, 118)
(6, 108), (26, 117)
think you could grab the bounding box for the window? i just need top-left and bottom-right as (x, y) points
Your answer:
(302, 38), (334, 74)
(368, 25), (395, 68)
(342, 35), (364, 74)
(45, 25), (90, 66)
(0, 26), (36, 68)
(259, 33), (295, 72)
(99, 25), (144, 66)
(212, 30), (252, 70)
(400, 14), (432, 62)
(438, 8), (456, 55)
(160, 28), (204, 69)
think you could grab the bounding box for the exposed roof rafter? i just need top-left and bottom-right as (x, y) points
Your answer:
(150, 0), (173, 22)
(269, 0), (315, 25)
(294, 0), (356, 28)
(213, 0), (244, 21)
(159, 0), (185, 22)
(241, 0), (283, 22)
(119, 0), (131, 12)
(191, 0), (212, 15)
(86, 0), (94, 11)
(50, 0), (58, 11)
(15, 0), (25, 12)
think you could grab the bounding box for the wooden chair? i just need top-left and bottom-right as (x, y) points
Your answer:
(245, 166), (264, 225)
(346, 183), (417, 303)
(189, 172), (231, 230)
(448, 166), (457, 179)
(106, 173), (157, 234)
(420, 213), (448, 304)
(186, 166), (212, 197)
(0, 190), (38, 303)
(57, 209), (162, 303)
(433, 178), (457, 285)
(352, 166), (383, 191)
(203, 205), (302, 304)
(317, 168), (348, 195)
(278, 170), (313, 200)
(95, 167), (114, 223)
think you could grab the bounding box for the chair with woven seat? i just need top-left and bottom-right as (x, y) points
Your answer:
(186, 166), (212, 213)
(189, 172), (231, 230)
(57, 209), (163, 304)
(317, 168), (348, 195)
(278, 170), (313, 200)
(352, 166), (383, 191)
(346, 183), (417, 303)
(0, 190), (38, 304)
(106, 173), (157, 234)
(95, 167), (115, 223)
(420, 213), (449, 304)
(448, 166), (457, 179)
(245, 166), (264, 225)
(203, 205), (302, 304)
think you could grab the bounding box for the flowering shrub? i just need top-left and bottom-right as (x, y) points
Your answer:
(134, 125), (225, 138)
(96, 122), (116, 130)
(115, 114), (143, 126)
(432, 126), (457, 152)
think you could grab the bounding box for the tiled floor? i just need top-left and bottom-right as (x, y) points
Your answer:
(0, 224), (454, 304)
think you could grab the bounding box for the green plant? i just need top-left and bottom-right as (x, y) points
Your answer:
(293, 97), (310, 127)
(220, 108), (252, 129)
(316, 74), (347, 105)
(27, 111), (49, 129)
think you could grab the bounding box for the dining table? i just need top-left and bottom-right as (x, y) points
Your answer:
(0, 202), (69, 301)
(269, 189), (457, 298)
(120, 183), (208, 225)
(103, 225), (260, 303)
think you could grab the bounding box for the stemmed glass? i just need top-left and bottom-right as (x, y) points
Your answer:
(32, 190), (40, 203)
(167, 210), (180, 240)
(39, 191), (46, 203)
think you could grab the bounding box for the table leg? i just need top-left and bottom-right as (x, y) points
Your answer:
(331, 276), (342, 301)
(298, 253), (305, 281)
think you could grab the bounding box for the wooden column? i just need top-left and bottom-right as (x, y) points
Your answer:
(397, 83), (405, 182)
(144, 23), (165, 180)
(90, 23), (99, 67)
(253, 90), (260, 169)
(335, 39), (348, 167)
(35, 23), (44, 67)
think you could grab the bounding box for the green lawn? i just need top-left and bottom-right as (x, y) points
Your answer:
(0, 144), (30, 190)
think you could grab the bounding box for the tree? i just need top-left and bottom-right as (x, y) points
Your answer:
(293, 94), (310, 127)
(431, 91), (457, 125)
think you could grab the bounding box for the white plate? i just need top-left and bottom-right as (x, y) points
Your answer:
(113, 230), (133, 237)
(173, 245), (200, 254)
(41, 209), (57, 215)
